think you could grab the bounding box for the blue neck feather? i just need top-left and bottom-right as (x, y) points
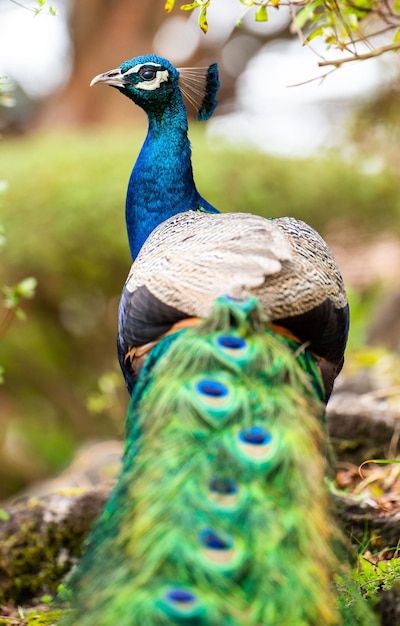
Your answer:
(125, 94), (218, 260)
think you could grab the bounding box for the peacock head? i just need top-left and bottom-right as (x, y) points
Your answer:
(90, 54), (219, 121)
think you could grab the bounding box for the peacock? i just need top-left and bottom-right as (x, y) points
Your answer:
(88, 55), (349, 401)
(58, 55), (377, 624)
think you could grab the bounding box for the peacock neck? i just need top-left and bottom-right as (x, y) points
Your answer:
(126, 103), (217, 261)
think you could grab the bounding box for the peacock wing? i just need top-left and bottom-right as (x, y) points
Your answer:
(129, 211), (292, 312)
(118, 211), (349, 396)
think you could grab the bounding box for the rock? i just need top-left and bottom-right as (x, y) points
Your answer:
(0, 489), (109, 604)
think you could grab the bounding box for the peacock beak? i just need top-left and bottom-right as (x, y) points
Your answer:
(90, 68), (126, 88)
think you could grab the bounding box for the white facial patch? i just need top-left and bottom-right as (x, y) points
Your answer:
(136, 69), (169, 91)
(123, 62), (169, 91)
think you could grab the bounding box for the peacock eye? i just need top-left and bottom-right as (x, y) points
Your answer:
(139, 67), (157, 81)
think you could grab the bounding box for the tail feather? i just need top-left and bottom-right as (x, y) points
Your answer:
(61, 296), (375, 626)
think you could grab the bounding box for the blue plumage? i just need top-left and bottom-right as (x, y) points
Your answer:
(91, 55), (219, 260)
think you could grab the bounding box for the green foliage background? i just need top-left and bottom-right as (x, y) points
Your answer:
(1, 128), (399, 498)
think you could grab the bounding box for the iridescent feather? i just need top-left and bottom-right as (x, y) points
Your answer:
(61, 297), (376, 626)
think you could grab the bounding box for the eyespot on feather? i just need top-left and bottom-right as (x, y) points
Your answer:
(235, 426), (276, 463)
(207, 475), (240, 508)
(217, 336), (247, 350)
(196, 379), (229, 398)
(239, 426), (272, 445)
(160, 587), (204, 619)
(198, 528), (244, 569)
(215, 334), (249, 362)
(165, 588), (196, 604)
(209, 476), (238, 495)
(185, 374), (243, 428)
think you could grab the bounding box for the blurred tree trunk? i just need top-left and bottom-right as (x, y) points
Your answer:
(36, 0), (167, 127)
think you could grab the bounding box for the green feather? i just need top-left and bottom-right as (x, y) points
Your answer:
(60, 296), (377, 626)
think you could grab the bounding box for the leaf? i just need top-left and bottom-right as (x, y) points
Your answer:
(270, 0), (280, 7)
(359, 458), (400, 477)
(49, 5), (57, 15)
(347, 12), (359, 30)
(16, 276), (37, 299)
(87, 394), (112, 414)
(2, 277), (37, 309)
(164, 0), (176, 10)
(16, 308), (27, 321)
(239, 0), (254, 5)
(324, 33), (337, 45)
(353, 555), (400, 599)
(199, 5), (209, 33)
(293, 0), (322, 29)
(394, 28), (400, 43)
(306, 26), (324, 42)
(3, 285), (17, 308)
(294, 5), (314, 29)
(255, 5), (268, 21)
(40, 594), (53, 604)
(0, 508), (10, 521)
(180, 1), (200, 9)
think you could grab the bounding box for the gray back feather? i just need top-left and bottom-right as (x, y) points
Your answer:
(125, 212), (347, 321)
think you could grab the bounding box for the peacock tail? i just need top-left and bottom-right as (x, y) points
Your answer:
(61, 296), (376, 626)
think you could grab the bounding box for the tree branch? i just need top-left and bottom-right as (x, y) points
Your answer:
(318, 41), (400, 66)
